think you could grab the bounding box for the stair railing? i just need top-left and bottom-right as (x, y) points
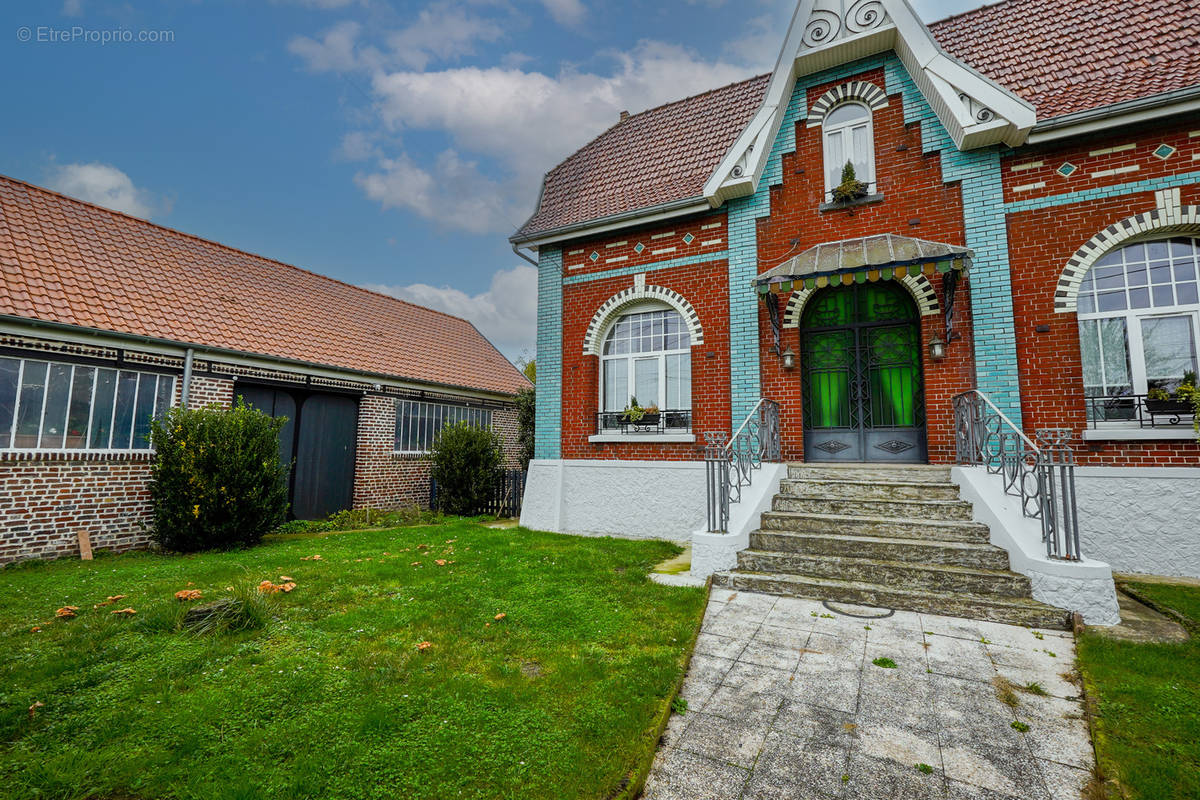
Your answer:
(704, 399), (782, 533)
(952, 390), (1083, 561)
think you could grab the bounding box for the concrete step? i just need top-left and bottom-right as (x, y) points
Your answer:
(779, 478), (962, 502)
(760, 511), (991, 544)
(736, 550), (1032, 597)
(772, 495), (975, 521)
(711, 571), (1071, 630)
(749, 530), (1011, 570)
(787, 464), (953, 483)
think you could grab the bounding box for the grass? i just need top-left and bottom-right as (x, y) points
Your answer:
(0, 521), (706, 800)
(1077, 581), (1200, 800)
(870, 656), (897, 669)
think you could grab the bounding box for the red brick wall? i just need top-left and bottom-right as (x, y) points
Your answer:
(558, 213), (731, 460)
(352, 394), (524, 510)
(1004, 120), (1200, 466)
(756, 66), (976, 464)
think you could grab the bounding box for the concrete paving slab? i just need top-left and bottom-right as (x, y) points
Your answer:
(643, 590), (1091, 800)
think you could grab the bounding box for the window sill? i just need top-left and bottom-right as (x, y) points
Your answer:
(1082, 427), (1197, 442)
(819, 193), (884, 212)
(588, 433), (696, 444)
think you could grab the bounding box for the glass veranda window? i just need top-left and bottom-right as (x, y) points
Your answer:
(822, 102), (875, 200)
(600, 308), (691, 426)
(1077, 237), (1200, 417)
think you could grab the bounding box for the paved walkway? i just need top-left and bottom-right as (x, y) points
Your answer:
(643, 589), (1093, 800)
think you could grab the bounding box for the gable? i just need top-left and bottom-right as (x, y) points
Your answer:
(705, 0), (1036, 205)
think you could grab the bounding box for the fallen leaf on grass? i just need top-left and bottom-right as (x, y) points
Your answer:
(494, 613), (507, 621)
(280, 582), (297, 593)
(301, 555), (323, 561)
(280, 576), (294, 582)
(94, 594), (128, 608)
(417, 641), (432, 651)
(435, 560), (447, 567)
(445, 539), (457, 544)
(258, 581), (282, 594)
(30, 626), (42, 633)
(411, 562), (422, 567)
(55, 606), (80, 618)
(28, 701), (44, 719)
(111, 608), (137, 616)
(417, 544), (430, 551)
(175, 590), (203, 601)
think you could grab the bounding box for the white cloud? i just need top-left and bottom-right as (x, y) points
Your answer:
(386, 4), (505, 70)
(47, 162), (157, 219)
(356, 40), (755, 233)
(539, 0), (586, 26)
(62, 0), (84, 15)
(288, 20), (367, 73)
(365, 264), (537, 359)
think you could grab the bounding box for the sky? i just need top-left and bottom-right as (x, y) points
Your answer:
(2, 0), (987, 363)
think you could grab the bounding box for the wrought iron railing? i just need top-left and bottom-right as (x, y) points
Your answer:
(1084, 393), (1196, 429)
(594, 409), (692, 435)
(704, 399), (782, 533)
(952, 390), (1082, 561)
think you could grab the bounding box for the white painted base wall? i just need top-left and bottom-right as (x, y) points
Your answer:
(1074, 466), (1200, 579)
(952, 466), (1121, 626)
(520, 459), (704, 542)
(690, 463), (787, 579)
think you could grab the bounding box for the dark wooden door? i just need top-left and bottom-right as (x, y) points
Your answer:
(237, 385), (358, 521)
(292, 393), (358, 520)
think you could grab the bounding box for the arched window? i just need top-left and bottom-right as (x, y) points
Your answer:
(600, 307), (691, 427)
(1078, 237), (1200, 403)
(822, 102), (875, 201)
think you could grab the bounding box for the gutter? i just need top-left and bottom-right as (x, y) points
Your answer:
(1026, 85), (1200, 144)
(0, 314), (521, 401)
(509, 196), (712, 248)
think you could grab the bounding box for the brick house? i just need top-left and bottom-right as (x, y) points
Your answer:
(514, 0), (1200, 620)
(0, 175), (528, 564)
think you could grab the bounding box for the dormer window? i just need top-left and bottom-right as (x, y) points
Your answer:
(822, 101), (875, 202)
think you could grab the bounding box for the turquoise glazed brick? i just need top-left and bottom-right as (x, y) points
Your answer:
(1005, 170), (1200, 213)
(535, 247), (563, 459)
(562, 250), (730, 286)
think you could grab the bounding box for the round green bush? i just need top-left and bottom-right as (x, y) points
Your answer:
(148, 401), (290, 552)
(429, 421), (503, 515)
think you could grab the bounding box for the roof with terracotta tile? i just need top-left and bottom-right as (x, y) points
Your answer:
(515, 0), (1200, 240)
(0, 175), (529, 396)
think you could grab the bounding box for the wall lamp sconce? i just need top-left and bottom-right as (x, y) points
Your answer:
(928, 335), (947, 361)
(780, 347), (796, 370)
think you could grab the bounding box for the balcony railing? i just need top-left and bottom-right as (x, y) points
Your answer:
(594, 409), (693, 435)
(1085, 393), (1197, 429)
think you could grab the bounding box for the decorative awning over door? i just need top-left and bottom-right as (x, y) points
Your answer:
(754, 234), (972, 294)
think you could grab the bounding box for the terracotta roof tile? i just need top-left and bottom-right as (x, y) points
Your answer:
(517, 0), (1199, 239)
(0, 175), (529, 396)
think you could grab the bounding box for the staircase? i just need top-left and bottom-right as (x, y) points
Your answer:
(712, 463), (1072, 629)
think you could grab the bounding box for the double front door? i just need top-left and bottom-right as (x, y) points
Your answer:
(799, 282), (927, 463)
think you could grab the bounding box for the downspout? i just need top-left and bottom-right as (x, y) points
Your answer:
(181, 348), (195, 408)
(511, 242), (538, 267)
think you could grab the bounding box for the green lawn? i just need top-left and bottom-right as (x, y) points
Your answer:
(0, 522), (706, 800)
(1077, 581), (1200, 800)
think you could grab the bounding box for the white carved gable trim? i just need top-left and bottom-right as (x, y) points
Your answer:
(807, 80), (889, 127)
(582, 284), (704, 356)
(1054, 189), (1200, 313)
(704, 0), (1036, 206)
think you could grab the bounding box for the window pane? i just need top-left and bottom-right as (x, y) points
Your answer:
(14, 361), (48, 448)
(825, 129), (844, 189)
(851, 124), (871, 182)
(1096, 291), (1127, 312)
(1079, 318), (1131, 396)
(111, 371), (139, 449)
(38, 364), (72, 449)
(65, 366), (95, 449)
(633, 358), (659, 407)
(90, 369), (118, 449)
(603, 358), (628, 411)
(824, 102), (870, 126)
(132, 373), (158, 448)
(1128, 287), (1151, 309)
(1142, 315), (1198, 387)
(154, 376), (174, 420)
(1178, 283), (1199, 306)
(665, 353), (692, 410)
(0, 358), (21, 447)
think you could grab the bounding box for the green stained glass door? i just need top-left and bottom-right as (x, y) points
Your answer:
(800, 282), (927, 462)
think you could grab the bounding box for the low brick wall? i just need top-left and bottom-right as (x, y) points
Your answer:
(0, 452), (155, 563)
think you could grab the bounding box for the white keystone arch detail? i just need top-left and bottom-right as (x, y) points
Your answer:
(782, 274), (939, 328)
(582, 284), (704, 356)
(806, 80), (889, 128)
(1054, 188), (1200, 313)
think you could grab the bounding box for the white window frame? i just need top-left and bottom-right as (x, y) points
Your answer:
(597, 304), (692, 432)
(393, 398), (493, 455)
(0, 356), (175, 453)
(822, 101), (876, 202)
(1076, 237), (1200, 428)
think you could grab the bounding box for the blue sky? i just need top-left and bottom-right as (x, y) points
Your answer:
(2, 0), (985, 361)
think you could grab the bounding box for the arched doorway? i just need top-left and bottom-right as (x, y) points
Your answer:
(799, 281), (926, 462)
